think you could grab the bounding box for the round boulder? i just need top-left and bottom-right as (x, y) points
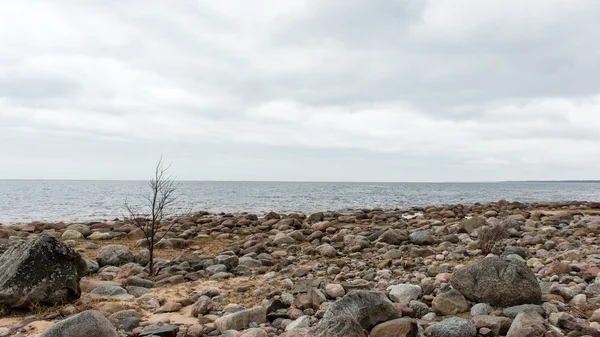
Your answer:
(450, 257), (541, 307)
(97, 245), (134, 267)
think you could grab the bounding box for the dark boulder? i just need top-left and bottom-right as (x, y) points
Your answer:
(0, 234), (86, 308)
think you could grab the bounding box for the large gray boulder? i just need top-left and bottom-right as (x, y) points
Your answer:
(450, 257), (541, 307)
(0, 234), (86, 308)
(96, 245), (134, 267)
(323, 290), (400, 330)
(40, 310), (118, 337)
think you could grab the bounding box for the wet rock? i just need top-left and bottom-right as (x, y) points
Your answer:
(450, 257), (541, 306)
(40, 310), (118, 337)
(0, 234), (86, 308)
(323, 290), (400, 330)
(96, 245), (134, 267)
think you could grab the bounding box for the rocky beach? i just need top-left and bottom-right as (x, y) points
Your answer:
(1, 200), (600, 337)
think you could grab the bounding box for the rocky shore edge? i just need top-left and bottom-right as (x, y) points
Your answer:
(0, 200), (600, 337)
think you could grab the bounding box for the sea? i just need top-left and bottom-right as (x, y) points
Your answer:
(0, 180), (599, 224)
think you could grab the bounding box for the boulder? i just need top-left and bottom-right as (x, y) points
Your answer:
(0, 234), (86, 308)
(40, 310), (118, 337)
(450, 257), (541, 306)
(96, 245), (134, 267)
(309, 315), (367, 337)
(323, 290), (400, 330)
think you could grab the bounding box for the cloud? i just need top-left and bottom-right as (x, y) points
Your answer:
(0, 0), (599, 181)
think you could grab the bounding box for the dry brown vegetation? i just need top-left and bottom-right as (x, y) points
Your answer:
(477, 222), (510, 255)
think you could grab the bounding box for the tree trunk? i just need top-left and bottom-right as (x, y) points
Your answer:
(148, 245), (154, 276)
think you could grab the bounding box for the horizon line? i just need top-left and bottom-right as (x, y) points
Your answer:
(0, 179), (598, 184)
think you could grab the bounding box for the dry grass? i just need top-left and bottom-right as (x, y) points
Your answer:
(477, 222), (510, 255)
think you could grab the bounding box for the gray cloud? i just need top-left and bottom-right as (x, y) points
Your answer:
(0, 0), (599, 181)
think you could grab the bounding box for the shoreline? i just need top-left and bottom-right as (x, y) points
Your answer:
(2, 199), (599, 226)
(1, 199), (600, 336)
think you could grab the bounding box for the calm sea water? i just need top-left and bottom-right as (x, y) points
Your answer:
(0, 180), (599, 224)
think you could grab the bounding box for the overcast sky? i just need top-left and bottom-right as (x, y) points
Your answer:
(1, 0), (599, 182)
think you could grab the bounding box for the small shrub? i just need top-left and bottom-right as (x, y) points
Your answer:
(478, 222), (510, 255)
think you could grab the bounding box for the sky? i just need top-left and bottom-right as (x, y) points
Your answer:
(1, 0), (599, 182)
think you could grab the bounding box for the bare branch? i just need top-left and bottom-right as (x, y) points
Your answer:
(122, 156), (191, 276)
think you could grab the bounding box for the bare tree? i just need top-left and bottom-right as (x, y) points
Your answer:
(124, 157), (186, 276)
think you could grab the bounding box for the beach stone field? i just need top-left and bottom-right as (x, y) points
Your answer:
(1, 200), (600, 337)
